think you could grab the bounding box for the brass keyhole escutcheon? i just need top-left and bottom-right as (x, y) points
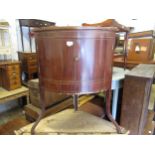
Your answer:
(74, 56), (80, 61)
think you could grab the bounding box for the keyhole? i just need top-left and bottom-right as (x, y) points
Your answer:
(66, 41), (74, 47)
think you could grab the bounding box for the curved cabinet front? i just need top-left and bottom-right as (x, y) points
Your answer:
(34, 27), (116, 95)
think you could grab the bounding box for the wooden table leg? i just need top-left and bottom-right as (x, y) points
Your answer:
(106, 89), (122, 134)
(26, 94), (30, 104)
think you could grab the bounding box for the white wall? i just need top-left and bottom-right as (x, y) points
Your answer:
(6, 19), (19, 60)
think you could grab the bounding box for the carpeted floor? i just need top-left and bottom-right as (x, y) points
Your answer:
(0, 107), (30, 135)
(0, 107), (24, 125)
(0, 117), (29, 135)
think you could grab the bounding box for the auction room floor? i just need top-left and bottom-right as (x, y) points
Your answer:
(0, 85), (154, 135)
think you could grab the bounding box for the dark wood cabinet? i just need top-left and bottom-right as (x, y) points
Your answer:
(0, 61), (21, 90)
(120, 64), (155, 134)
(18, 52), (38, 80)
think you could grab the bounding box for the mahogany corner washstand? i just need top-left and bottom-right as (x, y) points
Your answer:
(31, 26), (121, 134)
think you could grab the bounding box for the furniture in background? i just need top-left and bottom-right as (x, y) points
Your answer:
(24, 79), (94, 121)
(0, 20), (12, 61)
(120, 64), (155, 134)
(82, 19), (131, 52)
(25, 79), (69, 121)
(127, 31), (155, 61)
(114, 55), (144, 69)
(113, 30), (155, 69)
(98, 67), (129, 120)
(111, 67), (129, 120)
(0, 86), (29, 106)
(27, 79), (67, 108)
(18, 52), (38, 81)
(82, 19), (132, 70)
(18, 19), (56, 52)
(17, 19), (56, 81)
(0, 61), (21, 90)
